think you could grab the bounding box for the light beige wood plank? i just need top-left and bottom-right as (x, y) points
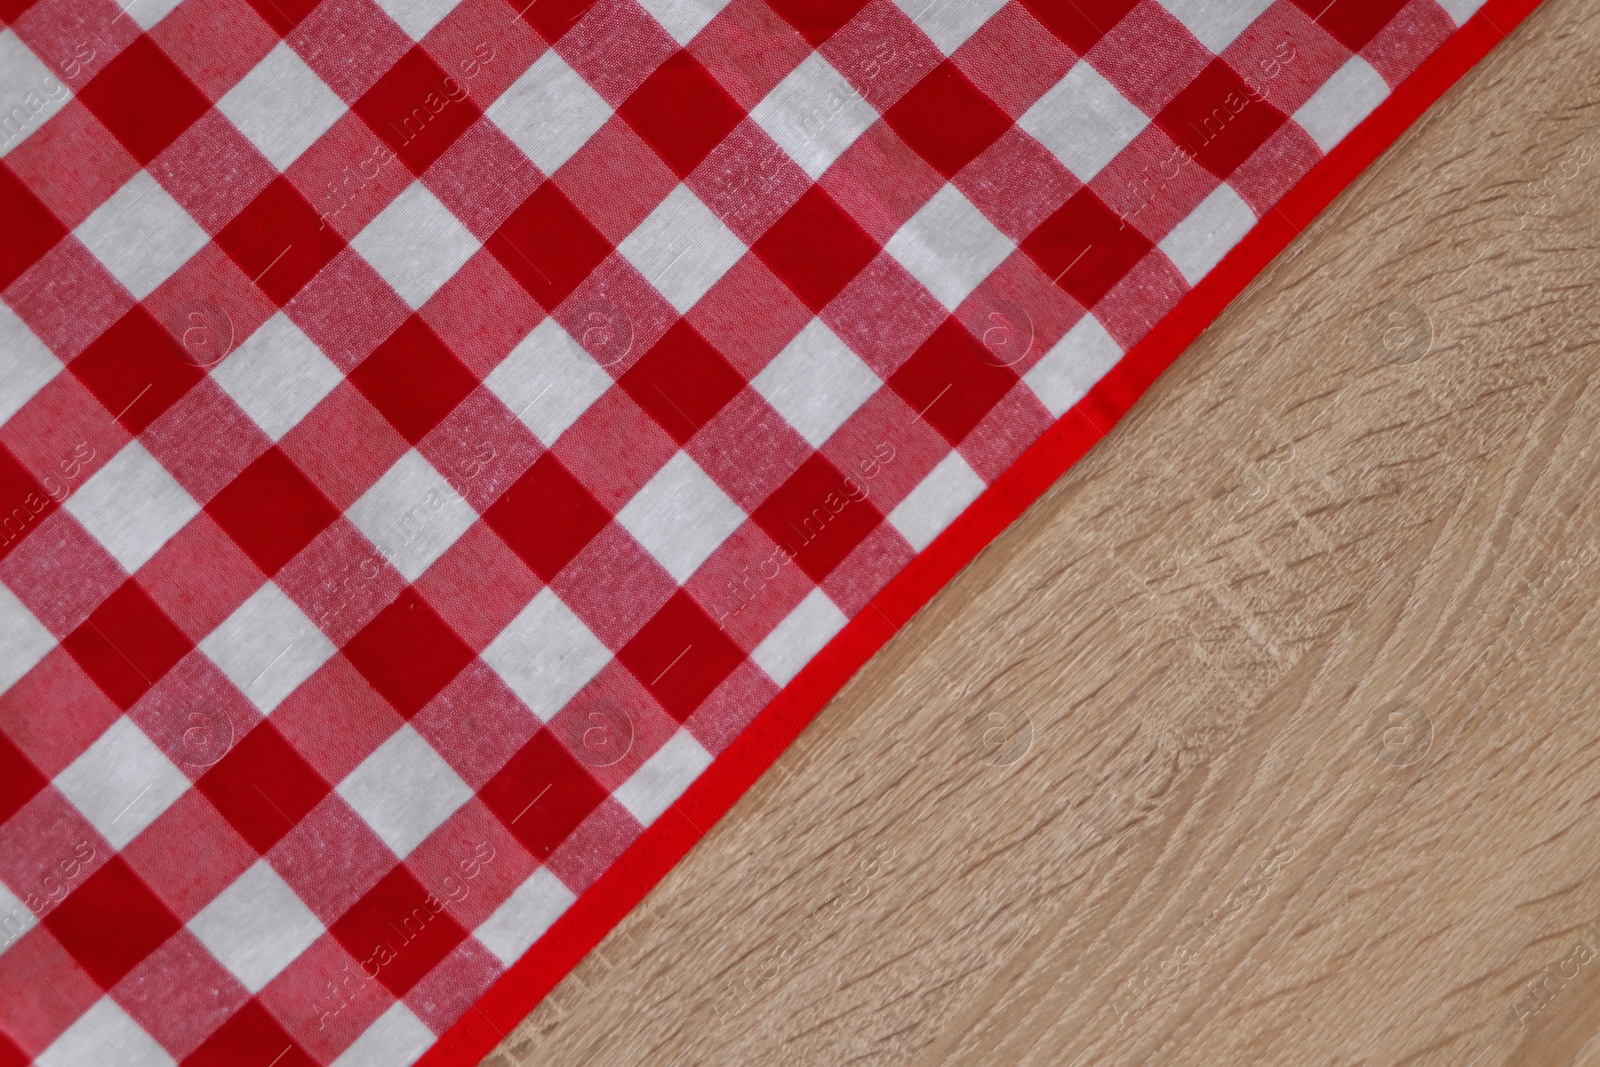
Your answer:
(483, 2), (1600, 1063)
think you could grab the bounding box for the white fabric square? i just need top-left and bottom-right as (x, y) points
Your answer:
(1295, 57), (1389, 152)
(188, 860), (323, 993)
(1020, 60), (1149, 182)
(73, 171), (207, 300)
(1438, 0), (1487, 25)
(1023, 314), (1123, 418)
(1157, 0), (1274, 53)
(485, 318), (613, 445)
(886, 184), (1015, 311)
(616, 451), (744, 583)
(751, 53), (877, 180)
(619, 185), (745, 314)
(474, 867), (575, 966)
(351, 181), (479, 309)
(36, 996), (174, 1067)
(0, 580), (54, 695)
(0, 304), (61, 427)
(332, 1003), (434, 1067)
(199, 582), (336, 713)
(337, 724), (473, 858)
(53, 718), (189, 851)
(893, 0), (1007, 55)
(0, 31), (71, 158)
(64, 441), (200, 573)
(486, 50), (612, 175)
(347, 450), (478, 582)
(613, 729), (712, 827)
(636, 0), (732, 45)
(0, 878), (35, 958)
(888, 452), (984, 552)
(751, 588), (847, 686)
(752, 319), (880, 448)
(482, 588), (611, 722)
(213, 313), (342, 441)
(1159, 183), (1255, 285)
(217, 43), (345, 170)
(371, 0), (460, 39)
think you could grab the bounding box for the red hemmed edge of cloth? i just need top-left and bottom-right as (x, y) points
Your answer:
(419, 0), (1548, 1061)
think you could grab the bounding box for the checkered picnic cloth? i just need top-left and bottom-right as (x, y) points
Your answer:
(0, 0), (1511, 1062)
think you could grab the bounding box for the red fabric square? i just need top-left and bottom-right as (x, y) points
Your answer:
(349, 316), (480, 444)
(1291, 0), (1410, 51)
(328, 866), (469, 995)
(888, 319), (1021, 445)
(342, 587), (476, 718)
(0, 513), (122, 641)
(2, 103), (137, 237)
(1022, 187), (1154, 308)
(765, 0), (872, 45)
(288, 0), (414, 104)
(205, 447), (340, 576)
(245, 0), (320, 34)
(183, 999), (315, 1067)
(548, 524), (675, 649)
(1020, 0), (1140, 53)
(751, 454), (884, 582)
(409, 662), (540, 788)
(70, 306), (205, 435)
(619, 320), (746, 445)
(279, 384), (410, 509)
(196, 722), (331, 853)
(481, 728), (607, 859)
(149, 111), (278, 236)
(487, 181), (613, 309)
(554, 119), (680, 244)
(139, 512), (266, 642)
(482, 453), (612, 581)
(120, 790), (256, 922)
(549, 387), (679, 510)
(0, 922), (103, 1057)
(1364, 0), (1455, 87)
(1155, 60), (1289, 179)
(215, 177), (347, 306)
(1, 240), (135, 363)
(0, 651), (121, 780)
(149, 0), (279, 103)
(618, 590), (744, 722)
(265, 794), (396, 922)
(62, 581), (193, 711)
(883, 60), (1013, 179)
(752, 186), (880, 312)
(42, 856), (181, 989)
(354, 46), (484, 174)
(0, 165), (67, 292)
(413, 528), (542, 655)
(619, 51), (747, 178)
(0, 732), (46, 827)
(76, 37), (211, 165)
(0, 445), (55, 564)
(111, 929), (250, 1059)
(689, 0), (813, 109)
(0, 0), (40, 26)
(519, 0), (594, 42)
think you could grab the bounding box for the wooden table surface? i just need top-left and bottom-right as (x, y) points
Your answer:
(484, 2), (1600, 1063)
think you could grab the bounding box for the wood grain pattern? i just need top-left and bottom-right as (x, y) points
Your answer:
(484, 3), (1600, 1063)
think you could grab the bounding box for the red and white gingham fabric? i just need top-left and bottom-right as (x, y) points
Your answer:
(0, 0), (1502, 1062)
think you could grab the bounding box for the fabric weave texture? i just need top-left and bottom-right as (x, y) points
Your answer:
(0, 0), (1498, 1062)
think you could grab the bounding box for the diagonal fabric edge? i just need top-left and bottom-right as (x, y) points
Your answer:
(416, 0), (1550, 1062)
